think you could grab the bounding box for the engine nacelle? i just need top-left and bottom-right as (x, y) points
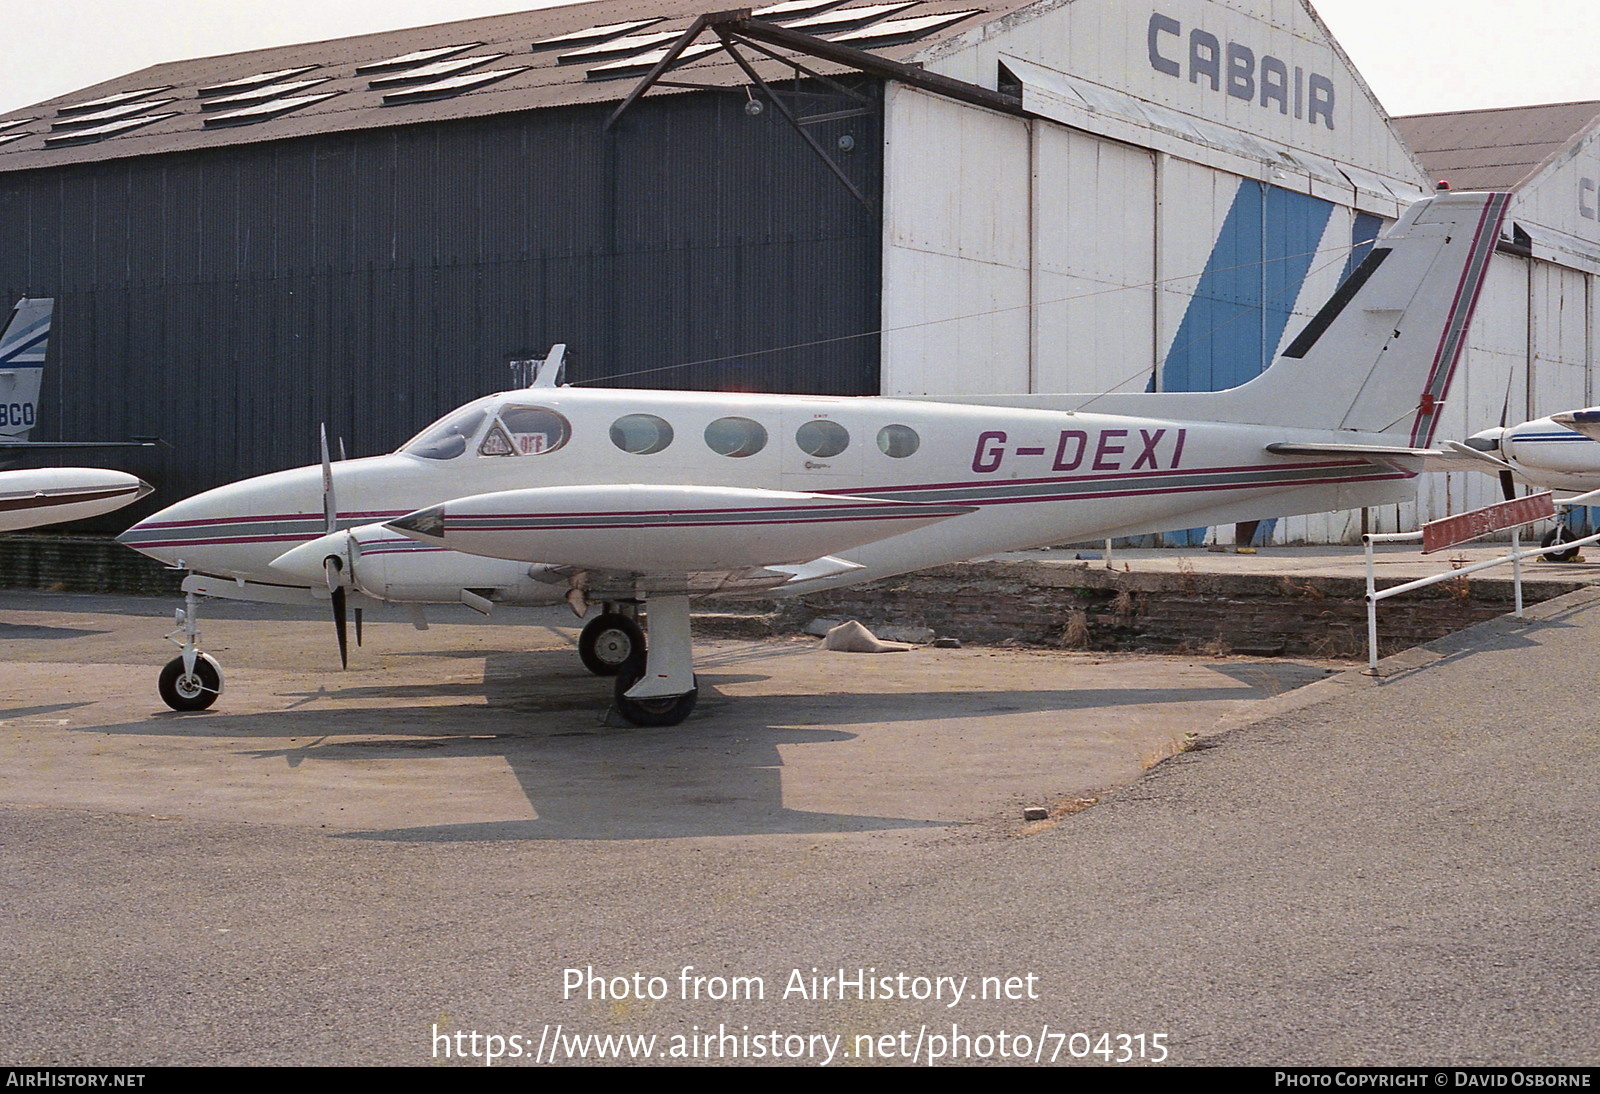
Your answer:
(269, 523), (559, 606)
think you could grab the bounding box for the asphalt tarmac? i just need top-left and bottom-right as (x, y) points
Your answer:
(0, 577), (1595, 1067)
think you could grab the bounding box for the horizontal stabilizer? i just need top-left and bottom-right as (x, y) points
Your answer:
(1265, 441), (1434, 461)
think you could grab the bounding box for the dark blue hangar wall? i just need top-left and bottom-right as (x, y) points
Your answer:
(0, 83), (884, 514)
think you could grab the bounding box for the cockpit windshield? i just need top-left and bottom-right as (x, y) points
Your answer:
(398, 401), (492, 460)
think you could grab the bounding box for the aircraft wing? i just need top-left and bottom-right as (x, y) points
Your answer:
(384, 484), (975, 586)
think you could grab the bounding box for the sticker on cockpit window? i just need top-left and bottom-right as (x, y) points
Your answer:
(478, 423), (517, 457)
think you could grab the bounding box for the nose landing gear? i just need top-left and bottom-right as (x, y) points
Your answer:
(158, 589), (223, 711)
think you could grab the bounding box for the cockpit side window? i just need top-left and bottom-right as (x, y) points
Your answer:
(399, 406), (490, 461)
(480, 404), (571, 456)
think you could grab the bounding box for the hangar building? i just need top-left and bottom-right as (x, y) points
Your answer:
(0, 0), (1592, 543)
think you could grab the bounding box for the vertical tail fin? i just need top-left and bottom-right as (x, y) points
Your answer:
(0, 298), (53, 443)
(1244, 191), (1510, 440)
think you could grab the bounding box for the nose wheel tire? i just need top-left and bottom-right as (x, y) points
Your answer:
(158, 654), (223, 711)
(579, 613), (644, 677)
(612, 662), (698, 727)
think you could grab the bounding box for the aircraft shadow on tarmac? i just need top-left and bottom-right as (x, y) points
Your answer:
(1, 701), (96, 721)
(0, 621), (114, 641)
(70, 649), (1328, 843)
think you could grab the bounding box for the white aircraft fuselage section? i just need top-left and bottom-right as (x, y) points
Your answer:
(120, 386), (1414, 597)
(1496, 416), (1600, 491)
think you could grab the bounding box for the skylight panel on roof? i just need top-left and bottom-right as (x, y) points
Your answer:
(585, 42), (721, 81)
(197, 65), (322, 98)
(380, 66), (530, 105)
(781, 1), (920, 32)
(56, 86), (174, 116)
(557, 30), (678, 65)
(202, 92), (341, 127)
(199, 78), (332, 112)
(829, 8), (980, 44)
(355, 43), (483, 75)
(50, 99), (176, 131)
(44, 113), (177, 146)
(753, 0), (851, 19)
(367, 54), (506, 88)
(0, 132), (28, 148)
(530, 18), (664, 51)
(0, 117), (32, 133)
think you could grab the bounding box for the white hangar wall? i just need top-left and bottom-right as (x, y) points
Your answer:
(1414, 118), (1600, 540)
(878, 0), (1600, 543)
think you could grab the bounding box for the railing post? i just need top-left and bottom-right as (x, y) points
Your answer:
(1511, 527), (1524, 618)
(1364, 534), (1380, 675)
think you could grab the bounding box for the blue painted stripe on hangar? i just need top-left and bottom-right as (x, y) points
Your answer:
(1160, 181), (1334, 394)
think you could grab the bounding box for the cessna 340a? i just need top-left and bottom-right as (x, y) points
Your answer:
(118, 189), (1509, 725)
(0, 298), (152, 530)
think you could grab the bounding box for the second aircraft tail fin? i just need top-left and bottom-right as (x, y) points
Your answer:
(0, 298), (54, 443)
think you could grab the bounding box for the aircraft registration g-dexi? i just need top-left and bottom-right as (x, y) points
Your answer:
(0, 298), (152, 531)
(118, 189), (1510, 725)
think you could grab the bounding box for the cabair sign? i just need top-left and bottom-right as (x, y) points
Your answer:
(1147, 12), (1336, 130)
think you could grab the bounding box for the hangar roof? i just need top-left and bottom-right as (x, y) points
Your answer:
(0, 0), (1018, 174)
(1393, 100), (1600, 191)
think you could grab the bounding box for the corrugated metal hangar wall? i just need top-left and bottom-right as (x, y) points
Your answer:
(0, 85), (882, 509)
(1, 0), (1597, 544)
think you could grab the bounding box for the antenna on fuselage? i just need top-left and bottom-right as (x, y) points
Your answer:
(531, 344), (567, 388)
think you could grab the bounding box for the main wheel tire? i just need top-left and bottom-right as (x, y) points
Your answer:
(158, 654), (222, 712)
(1541, 526), (1581, 563)
(579, 613), (645, 677)
(612, 661), (698, 727)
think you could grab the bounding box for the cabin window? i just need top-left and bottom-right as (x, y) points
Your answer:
(877, 424), (920, 458)
(480, 404), (570, 456)
(704, 416), (768, 458)
(400, 405), (489, 460)
(610, 413), (674, 455)
(795, 419), (849, 458)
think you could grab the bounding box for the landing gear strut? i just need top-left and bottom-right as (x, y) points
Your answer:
(159, 589), (223, 711)
(609, 594), (697, 727)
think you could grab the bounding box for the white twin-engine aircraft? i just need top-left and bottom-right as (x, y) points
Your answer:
(0, 298), (152, 531)
(119, 190), (1510, 725)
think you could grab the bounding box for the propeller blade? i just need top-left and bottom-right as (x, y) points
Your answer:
(319, 423), (337, 535)
(332, 585), (349, 670)
(355, 608), (364, 648)
(1500, 470), (1517, 501)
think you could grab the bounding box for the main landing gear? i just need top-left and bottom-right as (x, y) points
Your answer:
(594, 595), (698, 728)
(158, 590), (223, 711)
(578, 607), (644, 677)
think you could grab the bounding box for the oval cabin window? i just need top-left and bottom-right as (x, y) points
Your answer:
(795, 419), (849, 458)
(704, 416), (768, 458)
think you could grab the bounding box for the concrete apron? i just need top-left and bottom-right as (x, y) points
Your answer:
(0, 591), (1342, 841)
